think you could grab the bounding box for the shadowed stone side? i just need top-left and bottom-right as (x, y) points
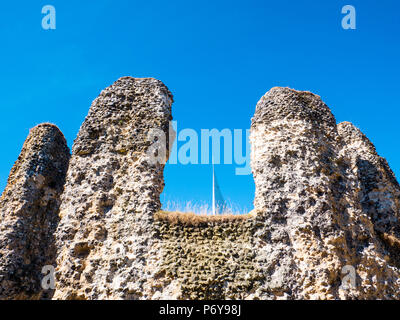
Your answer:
(53, 77), (174, 299)
(337, 122), (400, 269)
(250, 87), (400, 299)
(0, 124), (70, 300)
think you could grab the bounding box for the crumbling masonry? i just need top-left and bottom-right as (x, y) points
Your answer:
(1, 77), (400, 299)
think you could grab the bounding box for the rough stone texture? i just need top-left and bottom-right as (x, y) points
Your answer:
(2, 81), (400, 300)
(151, 213), (258, 300)
(0, 124), (70, 299)
(53, 77), (173, 299)
(249, 87), (400, 299)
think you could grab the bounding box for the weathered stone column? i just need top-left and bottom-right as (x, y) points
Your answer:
(53, 77), (173, 299)
(250, 87), (343, 299)
(250, 87), (400, 299)
(0, 124), (70, 299)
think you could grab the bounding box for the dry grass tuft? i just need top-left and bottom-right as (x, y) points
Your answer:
(154, 210), (253, 226)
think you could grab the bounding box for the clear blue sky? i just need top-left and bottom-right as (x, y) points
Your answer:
(1, 0), (399, 213)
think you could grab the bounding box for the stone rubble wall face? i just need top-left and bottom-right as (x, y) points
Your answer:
(150, 219), (257, 300)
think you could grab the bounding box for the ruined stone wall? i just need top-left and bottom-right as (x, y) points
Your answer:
(1, 78), (400, 300)
(148, 88), (400, 300)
